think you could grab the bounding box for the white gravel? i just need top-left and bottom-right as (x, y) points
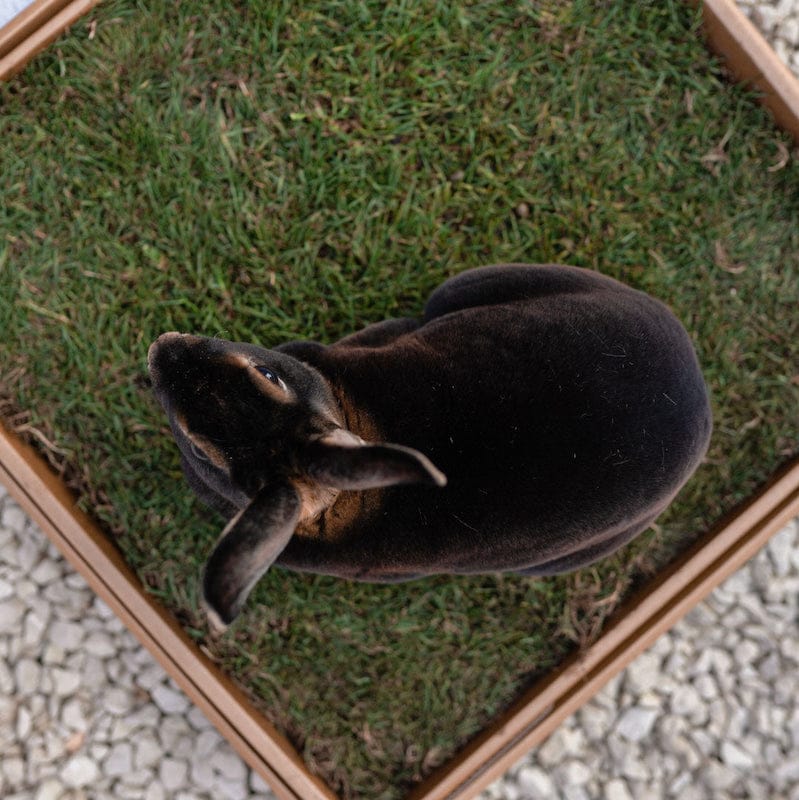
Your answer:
(2, 485), (798, 800)
(0, 487), (276, 800)
(481, 516), (799, 800)
(2, 2), (799, 798)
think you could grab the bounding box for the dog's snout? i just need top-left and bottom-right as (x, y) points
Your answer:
(148, 332), (198, 376)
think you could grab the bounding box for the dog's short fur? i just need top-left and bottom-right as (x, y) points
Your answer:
(148, 264), (712, 630)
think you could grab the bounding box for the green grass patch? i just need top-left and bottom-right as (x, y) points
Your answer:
(1, 1), (798, 796)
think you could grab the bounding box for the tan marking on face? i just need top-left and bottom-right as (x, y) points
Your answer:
(221, 352), (295, 403)
(221, 352), (254, 371)
(173, 411), (190, 437)
(175, 412), (229, 471)
(186, 432), (229, 470)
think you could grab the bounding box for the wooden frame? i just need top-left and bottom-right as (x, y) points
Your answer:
(1, 1), (798, 798)
(0, 0), (99, 80)
(699, 0), (799, 140)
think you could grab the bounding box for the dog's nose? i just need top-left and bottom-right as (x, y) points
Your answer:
(148, 332), (194, 375)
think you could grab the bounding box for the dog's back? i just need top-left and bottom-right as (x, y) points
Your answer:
(275, 264), (712, 580)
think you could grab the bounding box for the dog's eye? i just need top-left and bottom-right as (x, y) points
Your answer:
(256, 366), (281, 386)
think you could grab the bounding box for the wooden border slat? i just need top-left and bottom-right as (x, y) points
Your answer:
(0, 423), (336, 800)
(409, 459), (799, 800)
(0, 0), (72, 55)
(0, 0), (99, 80)
(696, 0), (799, 140)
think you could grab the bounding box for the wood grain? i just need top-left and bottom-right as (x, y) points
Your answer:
(698, 0), (799, 140)
(0, 0), (98, 80)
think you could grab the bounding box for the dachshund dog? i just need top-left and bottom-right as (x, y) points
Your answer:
(148, 264), (712, 631)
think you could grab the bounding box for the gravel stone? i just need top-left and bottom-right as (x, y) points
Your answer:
(578, 703), (614, 740)
(669, 685), (702, 718)
(35, 778), (66, 800)
(61, 698), (87, 730)
(136, 663), (168, 691)
(159, 714), (192, 751)
(15, 658), (42, 695)
(17, 535), (43, 572)
(0, 659), (13, 694)
(125, 704), (161, 730)
(692, 672), (718, 700)
(616, 707), (659, 742)
(559, 759), (592, 786)
(23, 609), (48, 649)
(48, 619), (85, 650)
(734, 638), (761, 666)
(151, 683), (190, 715)
(703, 760), (738, 792)
(190, 758), (216, 791)
(516, 764), (556, 797)
(61, 755), (100, 787)
(721, 740), (756, 769)
(118, 783), (152, 799)
(123, 768), (156, 787)
(15, 706), (32, 739)
(159, 757), (189, 792)
(104, 687), (134, 715)
(536, 730), (568, 767)
(214, 774), (249, 800)
(250, 771), (274, 794)
(624, 651), (662, 694)
(211, 747), (249, 782)
(1, 503), (27, 534)
(50, 667), (81, 697)
(83, 631), (117, 658)
(171, 734), (195, 759)
(134, 733), (162, 770)
(187, 704), (214, 731)
(606, 778), (634, 800)
(783, 16), (799, 44)
(3, 756), (25, 786)
(104, 742), (134, 776)
(29, 558), (62, 586)
(144, 783), (166, 800)
(41, 643), (65, 665)
(0, 598), (25, 632)
(195, 728), (224, 757)
(767, 521), (796, 576)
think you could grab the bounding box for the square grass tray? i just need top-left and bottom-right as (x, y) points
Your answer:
(2, 0), (799, 797)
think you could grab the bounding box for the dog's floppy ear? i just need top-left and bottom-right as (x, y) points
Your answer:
(201, 481), (300, 632)
(303, 430), (446, 490)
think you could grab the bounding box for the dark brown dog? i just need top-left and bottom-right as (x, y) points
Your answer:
(148, 264), (712, 631)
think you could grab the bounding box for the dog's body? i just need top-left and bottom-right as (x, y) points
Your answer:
(148, 264), (712, 628)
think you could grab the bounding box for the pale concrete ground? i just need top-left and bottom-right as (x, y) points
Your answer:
(2, 2), (799, 798)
